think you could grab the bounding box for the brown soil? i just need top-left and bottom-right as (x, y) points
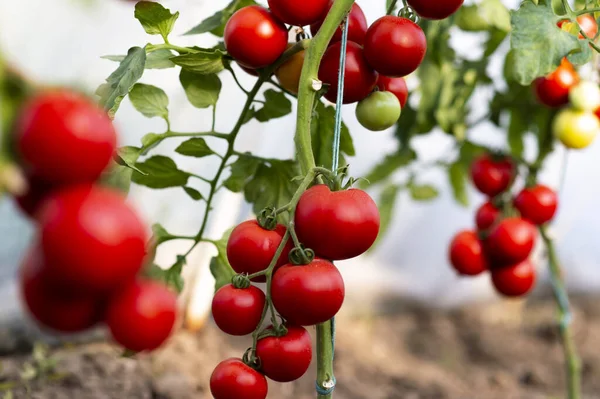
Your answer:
(2, 295), (600, 399)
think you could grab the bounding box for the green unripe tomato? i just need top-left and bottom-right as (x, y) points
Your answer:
(569, 81), (600, 111)
(553, 108), (600, 149)
(355, 91), (401, 132)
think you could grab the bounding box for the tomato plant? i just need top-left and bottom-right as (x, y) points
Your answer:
(210, 358), (268, 399)
(212, 284), (266, 336)
(470, 154), (515, 197)
(310, 2), (368, 45)
(475, 201), (500, 231)
(256, 325), (312, 382)
(514, 185), (558, 225)
(356, 91), (401, 131)
(448, 230), (488, 276)
(533, 59), (579, 108)
(376, 75), (408, 108)
(491, 260), (536, 297)
(484, 218), (536, 267)
(553, 108), (600, 149)
(275, 47), (305, 95)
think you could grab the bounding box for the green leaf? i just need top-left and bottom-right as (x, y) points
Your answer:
(376, 184), (401, 245)
(141, 133), (163, 148)
(455, 0), (511, 32)
(129, 83), (169, 119)
(448, 161), (469, 207)
(96, 47), (146, 118)
(102, 49), (175, 69)
(132, 155), (190, 188)
(311, 101), (355, 169)
(175, 138), (214, 158)
(223, 154), (261, 192)
(134, 1), (179, 39)
(114, 146), (144, 173)
(183, 186), (204, 200)
(255, 90), (292, 122)
(507, 110), (526, 157)
(244, 160), (300, 216)
(179, 70), (222, 108)
(363, 150), (417, 187)
(170, 49), (226, 74)
(409, 183), (439, 201)
(152, 223), (177, 245)
(210, 228), (236, 291)
(185, 0), (258, 37)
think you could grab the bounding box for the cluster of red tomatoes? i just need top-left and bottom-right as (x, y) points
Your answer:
(534, 15), (600, 150)
(210, 184), (380, 399)
(11, 90), (177, 352)
(449, 154), (558, 297)
(224, 0), (463, 132)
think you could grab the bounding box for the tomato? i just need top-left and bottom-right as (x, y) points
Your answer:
(363, 16), (427, 78)
(275, 47), (305, 95)
(19, 248), (102, 333)
(211, 284), (265, 336)
(226, 220), (293, 283)
(318, 41), (378, 104)
(356, 91), (401, 131)
(376, 75), (408, 108)
(39, 184), (147, 292)
(268, 0), (329, 26)
(310, 2), (368, 45)
(406, 0), (464, 20)
(15, 90), (117, 185)
(239, 64), (259, 77)
(210, 358), (268, 399)
(569, 81), (600, 112)
(271, 259), (344, 326)
(475, 201), (500, 231)
(491, 260), (536, 297)
(484, 218), (536, 267)
(224, 6), (288, 69)
(294, 185), (380, 260)
(448, 231), (488, 276)
(533, 60), (579, 108)
(470, 154), (514, 197)
(256, 325), (312, 382)
(14, 175), (58, 220)
(558, 15), (598, 39)
(105, 280), (177, 352)
(514, 185), (558, 225)
(553, 108), (599, 149)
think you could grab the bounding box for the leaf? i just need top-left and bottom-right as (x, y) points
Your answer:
(129, 83), (169, 119)
(132, 155), (190, 188)
(409, 183), (439, 201)
(209, 228), (236, 291)
(179, 69), (222, 108)
(152, 223), (177, 245)
(507, 110), (526, 157)
(448, 161), (469, 207)
(255, 90), (292, 122)
(96, 47), (146, 118)
(311, 101), (355, 169)
(183, 186), (204, 200)
(141, 133), (163, 148)
(363, 150), (417, 187)
(134, 1), (179, 39)
(376, 184), (401, 245)
(185, 0), (258, 37)
(223, 154), (261, 192)
(170, 49), (226, 74)
(244, 160), (300, 216)
(115, 146), (144, 173)
(175, 138), (214, 158)
(455, 0), (511, 32)
(102, 49), (175, 69)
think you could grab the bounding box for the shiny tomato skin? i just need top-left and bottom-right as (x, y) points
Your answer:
(377, 75), (408, 108)
(533, 60), (579, 107)
(310, 2), (368, 45)
(514, 185), (558, 225)
(448, 230), (488, 276)
(294, 185), (380, 260)
(256, 325), (312, 382)
(268, 0), (330, 26)
(15, 90), (116, 185)
(406, 0), (464, 20)
(319, 41), (378, 104)
(470, 154), (515, 197)
(275, 47), (305, 95)
(271, 259), (344, 326)
(553, 108), (600, 149)
(226, 220), (293, 283)
(485, 218), (537, 267)
(212, 284), (265, 336)
(39, 184), (147, 293)
(210, 358), (268, 399)
(105, 279), (177, 352)
(476, 201), (501, 231)
(19, 248), (103, 333)
(363, 16), (427, 78)
(491, 260), (536, 297)
(224, 6), (288, 69)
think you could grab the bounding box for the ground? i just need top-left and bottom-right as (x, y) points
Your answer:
(1, 295), (600, 399)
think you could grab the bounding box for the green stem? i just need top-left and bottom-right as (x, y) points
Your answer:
(576, 7), (600, 14)
(387, 0), (399, 15)
(146, 43), (195, 54)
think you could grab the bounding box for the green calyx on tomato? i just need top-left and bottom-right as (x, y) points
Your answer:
(356, 91), (401, 131)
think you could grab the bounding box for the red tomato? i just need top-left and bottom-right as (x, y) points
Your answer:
(406, 0), (464, 20)
(14, 175), (59, 220)
(448, 230), (488, 276)
(514, 185), (558, 225)
(105, 279), (177, 352)
(319, 41), (378, 104)
(475, 201), (501, 231)
(485, 218), (536, 267)
(224, 6), (288, 69)
(212, 284), (265, 336)
(491, 260), (536, 297)
(294, 185), (380, 260)
(363, 16), (427, 78)
(226, 220), (293, 283)
(558, 15), (598, 39)
(19, 248), (103, 333)
(268, 0), (329, 26)
(256, 325), (312, 382)
(15, 90), (117, 185)
(210, 358), (268, 399)
(271, 258), (344, 326)
(533, 59), (579, 107)
(470, 154), (514, 197)
(39, 184), (147, 293)
(377, 75), (408, 108)
(310, 2), (368, 45)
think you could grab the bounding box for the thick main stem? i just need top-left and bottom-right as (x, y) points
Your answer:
(540, 226), (582, 399)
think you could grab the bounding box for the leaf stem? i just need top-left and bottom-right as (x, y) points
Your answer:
(575, 7), (600, 14)
(146, 43), (196, 54)
(227, 66), (250, 94)
(387, 0), (399, 15)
